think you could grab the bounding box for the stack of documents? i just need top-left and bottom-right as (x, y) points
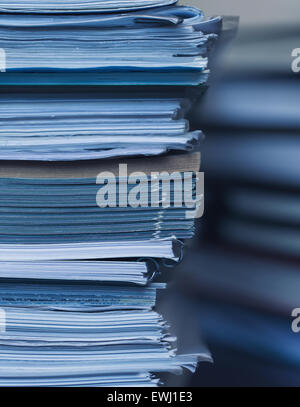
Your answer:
(0, 152), (201, 245)
(0, 280), (209, 386)
(0, 5), (221, 85)
(0, 260), (155, 285)
(0, 0), (220, 387)
(0, 91), (203, 160)
(0, 240), (181, 262)
(0, 0), (177, 14)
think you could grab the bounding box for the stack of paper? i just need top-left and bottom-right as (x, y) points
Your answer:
(0, 240), (180, 262)
(0, 280), (207, 386)
(0, 153), (201, 244)
(0, 0), (220, 387)
(0, 91), (203, 160)
(0, 260), (153, 285)
(0, 0), (177, 13)
(0, 5), (221, 85)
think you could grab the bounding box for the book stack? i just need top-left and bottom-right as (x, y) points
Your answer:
(0, 1), (221, 386)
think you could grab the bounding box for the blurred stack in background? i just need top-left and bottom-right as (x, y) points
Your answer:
(170, 0), (300, 386)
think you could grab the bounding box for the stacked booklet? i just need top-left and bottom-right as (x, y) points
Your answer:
(0, 0), (178, 14)
(0, 0), (221, 387)
(0, 91), (202, 160)
(0, 152), (201, 245)
(0, 4), (221, 85)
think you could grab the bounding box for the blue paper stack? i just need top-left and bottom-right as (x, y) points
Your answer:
(0, 3), (221, 85)
(0, 0), (221, 386)
(0, 91), (203, 160)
